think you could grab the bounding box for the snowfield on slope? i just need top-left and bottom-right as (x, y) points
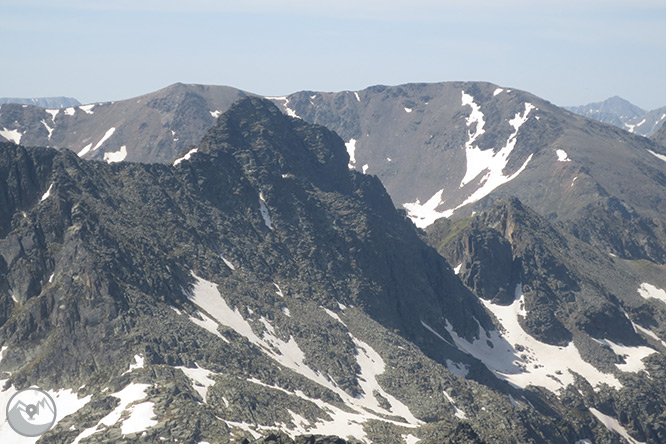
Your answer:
(436, 284), (624, 392)
(185, 273), (422, 442)
(404, 92), (536, 228)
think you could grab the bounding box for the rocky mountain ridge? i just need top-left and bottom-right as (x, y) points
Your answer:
(2, 98), (665, 443)
(0, 83), (248, 164)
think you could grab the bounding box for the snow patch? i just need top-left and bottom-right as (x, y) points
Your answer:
(638, 283), (666, 304)
(267, 96), (300, 119)
(259, 192), (274, 230)
(41, 120), (54, 139)
(647, 149), (666, 162)
(453, 263), (462, 274)
(92, 127), (116, 151)
(592, 338), (656, 372)
(173, 148), (198, 166)
(274, 283), (285, 297)
(78, 143), (93, 157)
(445, 359), (470, 378)
(0, 128), (22, 144)
(282, 307), (291, 317)
(64, 107), (76, 116)
(122, 354), (144, 375)
(493, 88), (504, 96)
(121, 401), (157, 435)
(421, 320), (453, 346)
(442, 391), (466, 419)
(221, 255), (235, 270)
(79, 104), (95, 114)
(223, 419), (263, 438)
(631, 322), (666, 349)
(323, 308), (345, 325)
(589, 408), (645, 444)
(71, 383), (154, 443)
(508, 394), (521, 407)
(404, 107), (412, 113)
(40, 183), (54, 202)
(210, 110), (222, 118)
(362, 164), (369, 174)
(556, 149), (571, 162)
(403, 189), (453, 229)
(460, 92), (487, 186)
(402, 434), (420, 444)
(103, 145), (127, 163)
(445, 285), (622, 392)
(456, 101), (535, 209)
(188, 311), (229, 343)
(45, 109), (59, 122)
(345, 138), (357, 168)
(354, 92), (361, 102)
(177, 364), (216, 402)
(351, 337), (422, 425)
(459, 96), (530, 188)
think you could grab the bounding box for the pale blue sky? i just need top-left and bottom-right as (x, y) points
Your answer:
(2, 0), (665, 109)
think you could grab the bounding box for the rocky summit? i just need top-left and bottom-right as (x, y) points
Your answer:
(565, 96), (666, 138)
(1, 95), (666, 444)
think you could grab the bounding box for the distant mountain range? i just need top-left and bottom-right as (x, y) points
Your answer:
(1, 84), (666, 443)
(0, 96), (81, 108)
(565, 96), (666, 137)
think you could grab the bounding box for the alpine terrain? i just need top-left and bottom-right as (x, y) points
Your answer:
(0, 84), (247, 164)
(0, 84), (666, 443)
(565, 96), (666, 137)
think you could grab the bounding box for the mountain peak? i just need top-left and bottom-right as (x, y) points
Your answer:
(565, 95), (646, 119)
(196, 96), (353, 193)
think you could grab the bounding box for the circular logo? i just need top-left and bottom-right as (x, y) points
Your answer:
(6, 388), (57, 437)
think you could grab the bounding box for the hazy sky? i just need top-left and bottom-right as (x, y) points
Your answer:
(2, 0), (665, 109)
